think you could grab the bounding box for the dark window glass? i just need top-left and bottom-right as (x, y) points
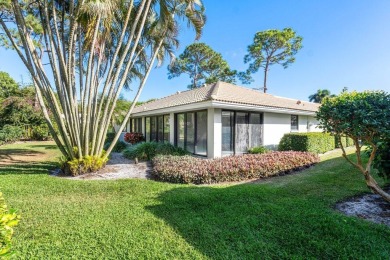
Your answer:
(222, 111), (234, 155)
(151, 117), (157, 141)
(145, 117), (150, 142)
(235, 112), (249, 154)
(249, 113), (263, 147)
(176, 114), (185, 149)
(291, 115), (299, 131)
(163, 115), (170, 143)
(158, 116), (164, 142)
(186, 113), (195, 153)
(196, 111), (207, 156)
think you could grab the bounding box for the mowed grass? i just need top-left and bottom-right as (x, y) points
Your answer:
(0, 142), (389, 259)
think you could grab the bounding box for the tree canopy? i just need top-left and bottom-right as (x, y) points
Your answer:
(243, 28), (303, 93)
(308, 89), (336, 103)
(317, 91), (390, 202)
(0, 0), (205, 174)
(0, 71), (18, 100)
(168, 42), (238, 89)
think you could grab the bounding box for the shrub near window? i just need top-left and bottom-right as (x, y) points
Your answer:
(247, 146), (269, 154)
(278, 132), (335, 154)
(153, 151), (319, 184)
(123, 142), (188, 161)
(124, 132), (144, 144)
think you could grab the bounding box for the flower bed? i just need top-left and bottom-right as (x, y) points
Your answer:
(152, 151), (320, 184)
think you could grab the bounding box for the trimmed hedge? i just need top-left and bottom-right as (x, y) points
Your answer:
(152, 151), (319, 184)
(279, 132), (335, 154)
(335, 135), (355, 148)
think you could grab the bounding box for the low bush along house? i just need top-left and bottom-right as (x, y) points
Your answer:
(124, 81), (321, 158)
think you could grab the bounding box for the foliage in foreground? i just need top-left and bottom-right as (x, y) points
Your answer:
(0, 192), (20, 258)
(153, 151), (319, 184)
(317, 90), (390, 202)
(123, 142), (188, 161)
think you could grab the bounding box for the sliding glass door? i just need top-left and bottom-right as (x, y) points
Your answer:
(222, 111), (263, 155)
(235, 112), (249, 154)
(222, 111), (234, 155)
(196, 111), (208, 156)
(175, 110), (207, 156)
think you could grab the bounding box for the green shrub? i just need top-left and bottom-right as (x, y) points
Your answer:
(62, 154), (108, 176)
(0, 192), (20, 258)
(123, 142), (188, 161)
(31, 124), (51, 141)
(346, 137), (354, 147)
(279, 132), (335, 154)
(0, 125), (24, 145)
(104, 140), (128, 153)
(152, 151), (320, 184)
(247, 146), (269, 154)
(105, 132), (116, 143)
(367, 139), (390, 179)
(335, 135), (355, 148)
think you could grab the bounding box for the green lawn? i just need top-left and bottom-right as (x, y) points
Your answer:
(0, 142), (389, 259)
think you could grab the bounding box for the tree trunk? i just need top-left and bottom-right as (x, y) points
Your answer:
(364, 173), (390, 203)
(263, 62), (269, 93)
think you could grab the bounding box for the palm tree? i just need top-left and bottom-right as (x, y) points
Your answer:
(308, 89), (336, 103)
(0, 0), (205, 173)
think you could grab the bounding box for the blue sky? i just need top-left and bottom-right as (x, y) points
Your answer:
(1, 0), (390, 102)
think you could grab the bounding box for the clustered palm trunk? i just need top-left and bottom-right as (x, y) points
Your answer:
(0, 0), (205, 174)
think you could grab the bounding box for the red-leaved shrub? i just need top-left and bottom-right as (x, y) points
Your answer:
(152, 151), (319, 184)
(124, 132), (144, 144)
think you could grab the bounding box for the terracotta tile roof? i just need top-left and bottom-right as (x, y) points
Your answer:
(132, 81), (319, 114)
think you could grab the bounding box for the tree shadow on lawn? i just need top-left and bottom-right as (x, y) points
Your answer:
(28, 144), (58, 150)
(0, 161), (59, 175)
(0, 148), (45, 163)
(146, 159), (390, 259)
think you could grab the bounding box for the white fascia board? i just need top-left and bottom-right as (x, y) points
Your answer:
(132, 100), (317, 117)
(210, 101), (317, 116)
(132, 101), (213, 117)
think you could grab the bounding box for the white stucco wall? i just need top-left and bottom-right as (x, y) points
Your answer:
(263, 112), (292, 149)
(307, 116), (321, 132)
(207, 108), (222, 158)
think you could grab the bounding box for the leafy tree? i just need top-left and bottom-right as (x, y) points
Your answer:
(0, 86), (45, 128)
(317, 91), (390, 202)
(243, 28), (303, 93)
(0, 71), (18, 100)
(308, 89), (336, 103)
(168, 43), (238, 89)
(0, 0), (205, 173)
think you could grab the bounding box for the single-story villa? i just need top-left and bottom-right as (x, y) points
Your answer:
(125, 81), (321, 158)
